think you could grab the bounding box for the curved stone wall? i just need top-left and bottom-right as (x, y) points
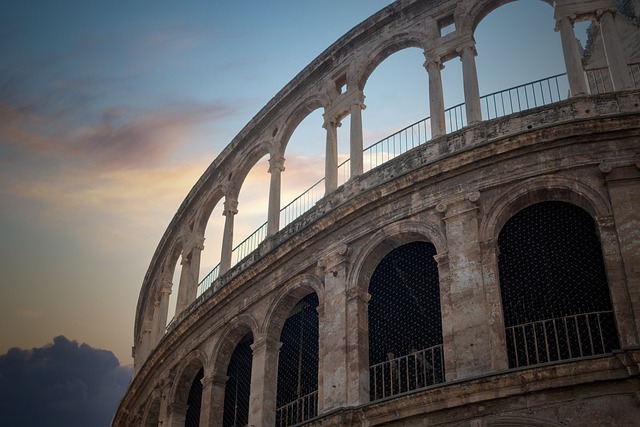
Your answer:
(113, 0), (640, 425)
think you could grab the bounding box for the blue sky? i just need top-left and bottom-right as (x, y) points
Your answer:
(0, 0), (581, 366)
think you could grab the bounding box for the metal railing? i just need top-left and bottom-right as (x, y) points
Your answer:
(275, 390), (318, 427)
(586, 62), (640, 94)
(505, 311), (617, 368)
(195, 73), (572, 301)
(369, 344), (444, 402)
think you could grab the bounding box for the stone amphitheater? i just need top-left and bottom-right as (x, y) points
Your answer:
(112, 0), (640, 425)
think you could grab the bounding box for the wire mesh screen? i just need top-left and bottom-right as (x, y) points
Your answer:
(223, 333), (253, 427)
(276, 293), (319, 427)
(185, 368), (204, 427)
(368, 241), (444, 401)
(498, 201), (620, 368)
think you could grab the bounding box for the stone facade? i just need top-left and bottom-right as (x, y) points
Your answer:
(112, 0), (640, 426)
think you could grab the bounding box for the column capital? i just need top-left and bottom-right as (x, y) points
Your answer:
(424, 57), (444, 72)
(323, 116), (342, 129)
(268, 155), (286, 173)
(250, 336), (282, 353)
(346, 287), (371, 303)
(318, 243), (350, 273)
(222, 197), (238, 217)
(201, 371), (229, 388)
(433, 251), (450, 268)
(596, 214), (616, 230)
(436, 191), (481, 219)
(456, 41), (478, 57)
(161, 279), (173, 294)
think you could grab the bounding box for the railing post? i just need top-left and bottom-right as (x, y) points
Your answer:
(267, 155), (285, 236)
(424, 57), (447, 138)
(220, 196), (238, 275)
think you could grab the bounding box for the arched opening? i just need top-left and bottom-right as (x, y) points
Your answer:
(361, 48), (429, 172)
(144, 397), (161, 427)
(199, 202), (225, 292)
(222, 332), (253, 427)
(185, 368), (204, 427)
(474, 1), (568, 119)
(498, 201), (620, 368)
(275, 292), (319, 426)
(367, 241), (444, 401)
(232, 154), (271, 266)
(280, 109), (327, 229)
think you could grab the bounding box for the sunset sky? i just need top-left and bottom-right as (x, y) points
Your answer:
(0, 0), (582, 368)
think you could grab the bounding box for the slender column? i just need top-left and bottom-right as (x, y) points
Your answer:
(349, 96), (366, 178)
(248, 336), (281, 427)
(220, 196), (238, 275)
(267, 155), (285, 236)
(149, 299), (160, 347)
(556, 16), (589, 96)
(152, 280), (172, 345)
(317, 244), (369, 412)
(598, 10), (634, 91)
(424, 58), (446, 138)
(175, 255), (191, 317)
(199, 372), (228, 427)
(459, 43), (482, 124)
(324, 117), (339, 194)
(436, 192), (493, 380)
(139, 319), (153, 363)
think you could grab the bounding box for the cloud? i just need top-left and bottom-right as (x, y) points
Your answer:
(0, 336), (132, 427)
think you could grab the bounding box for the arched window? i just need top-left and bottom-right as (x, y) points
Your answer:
(498, 201), (620, 368)
(185, 368), (203, 427)
(275, 293), (319, 426)
(368, 241), (444, 401)
(223, 333), (253, 427)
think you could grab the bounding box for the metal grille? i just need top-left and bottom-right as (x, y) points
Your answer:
(223, 333), (253, 427)
(276, 293), (319, 426)
(368, 242), (444, 401)
(185, 368), (204, 427)
(498, 201), (620, 368)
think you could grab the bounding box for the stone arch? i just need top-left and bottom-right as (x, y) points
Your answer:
(480, 175), (612, 244)
(194, 185), (226, 237)
(349, 219), (446, 296)
(170, 348), (208, 404)
(263, 273), (324, 340)
(141, 388), (161, 427)
(355, 32), (428, 91)
(210, 314), (259, 376)
(459, 0), (555, 37)
(279, 95), (329, 155)
(223, 142), (271, 200)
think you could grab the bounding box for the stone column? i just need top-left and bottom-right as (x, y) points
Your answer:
(199, 372), (228, 427)
(424, 58), (446, 138)
(436, 192), (493, 380)
(152, 280), (172, 345)
(324, 117), (339, 194)
(158, 378), (173, 427)
(597, 10), (634, 91)
(317, 244), (370, 412)
(220, 196), (238, 275)
(165, 402), (189, 427)
(139, 319), (153, 363)
(458, 42), (482, 124)
(556, 16), (590, 96)
(601, 164), (640, 346)
(267, 155), (286, 236)
(248, 336), (281, 427)
(349, 95), (366, 178)
(175, 237), (205, 317)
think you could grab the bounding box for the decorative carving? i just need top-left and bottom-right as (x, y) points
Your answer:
(599, 162), (613, 174)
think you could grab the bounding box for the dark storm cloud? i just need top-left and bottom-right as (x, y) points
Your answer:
(0, 336), (132, 427)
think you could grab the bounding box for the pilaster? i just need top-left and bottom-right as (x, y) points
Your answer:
(248, 336), (282, 427)
(199, 371), (229, 427)
(437, 191), (494, 380)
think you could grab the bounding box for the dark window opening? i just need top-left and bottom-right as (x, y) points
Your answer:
(223, 333), (253, 427)
(368, 241), (444, 401)
(185, 368), (204, 427)
(276, 293), (319, 426)
(498, 201), (620, 368)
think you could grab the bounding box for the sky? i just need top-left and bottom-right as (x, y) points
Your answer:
(0, 1), (585, 423)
